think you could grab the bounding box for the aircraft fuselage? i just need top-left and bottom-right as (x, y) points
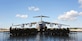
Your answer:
(36, 21), (47, 31)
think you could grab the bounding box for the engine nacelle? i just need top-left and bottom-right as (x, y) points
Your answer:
(50, 23), (53, 27)
(29, 23), (32, 27)
(58, 24), (62, 28)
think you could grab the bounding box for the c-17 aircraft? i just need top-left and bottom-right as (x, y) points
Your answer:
(12, 15), (69, 31)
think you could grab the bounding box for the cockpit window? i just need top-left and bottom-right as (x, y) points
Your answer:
(39, 24), (43, 25)
(39, 24), (43, 27)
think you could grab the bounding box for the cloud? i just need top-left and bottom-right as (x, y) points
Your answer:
(16, 14), (28, 19)
(78, 0), (82, 8)
(58, 10), (79, 21)
(79, 12), (82, 15)
(28, 6), (40, 11)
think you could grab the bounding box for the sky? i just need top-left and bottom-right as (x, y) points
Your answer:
(0, 0), (82, 28)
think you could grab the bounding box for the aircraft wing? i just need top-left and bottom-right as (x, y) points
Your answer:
(12, 23), (29, 26)
(44, 22), (58, 25)
(44, 21), (69, 26)
(51, 23), (69, 26)
(12, 22), (37, 27)
(44, 22), (51, 24)
(30, 22), (37, 24)
(12, 24), (21, 26)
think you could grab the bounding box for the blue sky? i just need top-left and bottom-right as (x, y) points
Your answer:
(0, 0), (82, 28)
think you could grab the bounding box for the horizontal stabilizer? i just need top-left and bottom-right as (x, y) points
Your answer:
(33, 15), (49, 18)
